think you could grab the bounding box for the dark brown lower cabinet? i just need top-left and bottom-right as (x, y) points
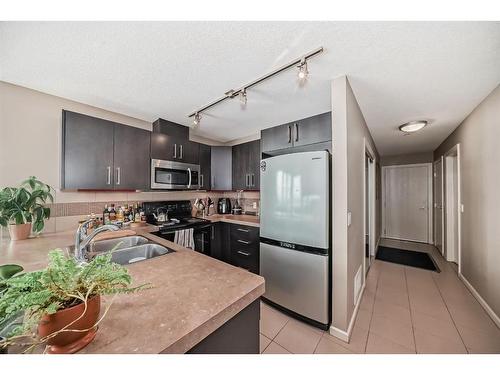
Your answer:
(210, 222), (260, 274)
(186, 299), (260, 354)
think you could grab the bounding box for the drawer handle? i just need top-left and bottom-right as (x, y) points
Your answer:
(237, 239), (250, 245)
(237, 250), (251, 257)
(237, 228), (250, 233)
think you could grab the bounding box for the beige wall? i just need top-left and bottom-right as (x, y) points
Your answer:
(434, 84), (500, 321)
(381, 152), (434, 166)
(331, 76), (380, 335)
(0, 82), (258, 235)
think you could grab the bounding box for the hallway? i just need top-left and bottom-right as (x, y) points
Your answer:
(260, 239), (500, 354)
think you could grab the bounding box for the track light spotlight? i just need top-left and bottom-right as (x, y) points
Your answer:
(297, 60), (309, 80)
(193, 113), (201, 126)
(239, 89), (247, 106)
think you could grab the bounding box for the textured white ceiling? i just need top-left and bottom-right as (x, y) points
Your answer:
(1, 22), (499, 155)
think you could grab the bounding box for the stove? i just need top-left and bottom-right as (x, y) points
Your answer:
(143, 200), (212, 255)
(143, 200), (210, 230)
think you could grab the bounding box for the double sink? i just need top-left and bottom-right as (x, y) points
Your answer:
(87, 235), (174, 265)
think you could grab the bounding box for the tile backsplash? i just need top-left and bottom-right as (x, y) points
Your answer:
(0, 190), (260, 236)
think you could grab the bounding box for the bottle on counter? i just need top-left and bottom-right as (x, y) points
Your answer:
(109, 204), (117, 221)
(116, 206), (124, 222)
(103, 204), (110, 225)
(134, 203), (141, 222)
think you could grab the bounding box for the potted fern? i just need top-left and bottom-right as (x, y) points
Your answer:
(0, 250), (149, 354)
(0, 176), (54, 240)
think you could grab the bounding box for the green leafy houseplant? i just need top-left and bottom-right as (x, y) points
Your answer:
(0, 264), (24, 354)
(0, 250), (149, 353)
(0, 176), (54, 239)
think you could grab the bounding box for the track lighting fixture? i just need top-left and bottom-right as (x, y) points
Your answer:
(193, 113), (201, 126)
(297, 60), (308, 80)
(188, 47), (324, 125)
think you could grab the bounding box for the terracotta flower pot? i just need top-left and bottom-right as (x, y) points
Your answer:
(38, 295), (101, 354)
(8, 223), (32, 241)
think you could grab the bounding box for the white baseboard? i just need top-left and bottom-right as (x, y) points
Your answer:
(328, 282), (365, 343)
(459, 273), (500, 329)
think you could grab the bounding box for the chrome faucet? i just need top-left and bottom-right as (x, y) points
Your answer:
(74, 219), (120, 263)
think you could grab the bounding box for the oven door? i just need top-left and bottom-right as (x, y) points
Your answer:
(151, 159), (200, 190)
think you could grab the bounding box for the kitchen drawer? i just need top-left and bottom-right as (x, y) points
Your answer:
(230, 237), (258, 257)
(230, 224), (259, 242)
(231, 248), (259, 274)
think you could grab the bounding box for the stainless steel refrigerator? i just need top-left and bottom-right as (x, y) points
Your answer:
(260, 150), (330, 329)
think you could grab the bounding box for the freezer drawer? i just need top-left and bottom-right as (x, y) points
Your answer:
(260, 242), (329, 325)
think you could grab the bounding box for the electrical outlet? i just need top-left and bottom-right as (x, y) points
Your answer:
(252, 202), (257, 209)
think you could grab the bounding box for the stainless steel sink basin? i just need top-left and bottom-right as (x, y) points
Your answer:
(90, 235), (149, 253)
(109, 243), (172, 265)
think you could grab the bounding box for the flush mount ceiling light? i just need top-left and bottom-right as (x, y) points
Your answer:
(399, 120), (428, 134)
(188, 47), (324, 126)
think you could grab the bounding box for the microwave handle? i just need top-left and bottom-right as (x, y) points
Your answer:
(187, 168), (192, 189)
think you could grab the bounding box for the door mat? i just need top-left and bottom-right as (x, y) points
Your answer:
(376, 246), (439, 272)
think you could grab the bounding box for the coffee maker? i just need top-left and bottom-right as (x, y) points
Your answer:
(217, 198), (232, 214)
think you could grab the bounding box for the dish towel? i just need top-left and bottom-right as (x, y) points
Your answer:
(174, 228), (194, 249)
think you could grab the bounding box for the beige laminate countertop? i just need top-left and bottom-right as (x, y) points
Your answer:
(0, 226), (265, 354)
(202, 214), (260, 227)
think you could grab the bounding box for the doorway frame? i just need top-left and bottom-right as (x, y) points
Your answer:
(362, 138), (377, 281)
(444, 144), (462, 271)
(433, 156), (445, 256)
(381, 163), (434, 244)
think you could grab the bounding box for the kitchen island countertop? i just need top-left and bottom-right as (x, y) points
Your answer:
(0, 227), (264, 354)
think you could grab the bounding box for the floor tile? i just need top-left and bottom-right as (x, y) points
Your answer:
(456, 324), (500, 353)
(262, 341), (291, 354)
(414, 329), (467, 354)
(411, 310), (462, 342)
(260, 303), (289, 339)
(259, 333), (271, 353)
(274, 319), (323, 354)
(372, 298), (412, 327)
(354, 307), (372, 331)
(314, 336), (355, 354)
(365, 332), (415, 354)
(323, 324), (369, 353)
(369, 313), (415, 350)
(375, 286), (410, 309)
(446, 302), (499, 334)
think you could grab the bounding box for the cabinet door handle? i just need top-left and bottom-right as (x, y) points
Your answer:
(106, 166), (111, 185)
(294, 123), (299, 142)
(179, 144), (183, 159)
(237, 228), (249, 233)
(288, 125), (292, 143)
(200, 174), (204, 188)
(212, 175), (215, 188)
(237, 250), (251, 257)
(251, 174), (255, 187)
(116, 167), (121, 185)
(237, 239), (250, 245)
(174, 144), (177, 159)
(211, 225), (215, 239)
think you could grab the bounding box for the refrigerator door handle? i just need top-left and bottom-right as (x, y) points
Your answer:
(288, 125), (292, 143)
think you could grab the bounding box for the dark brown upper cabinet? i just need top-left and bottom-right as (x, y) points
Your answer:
(261, 112), (331, 154)
(61, 110), (150, 190)
(232, 139), (261, 191)
(151, 119), (199, 165)
(199, 143), (211, 190)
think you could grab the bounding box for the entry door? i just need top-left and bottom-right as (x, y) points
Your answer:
(383, 164), (432, 243)
(434, 159), (444, 254)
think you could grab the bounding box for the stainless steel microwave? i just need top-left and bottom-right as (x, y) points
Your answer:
(151, 159), (200, 190)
